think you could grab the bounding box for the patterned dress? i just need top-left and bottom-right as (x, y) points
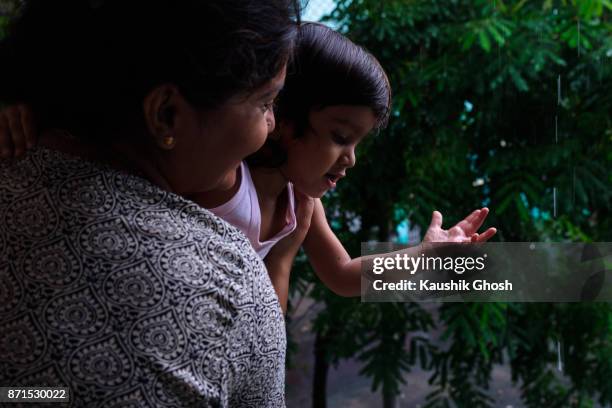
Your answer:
(0, 148), (286, 407)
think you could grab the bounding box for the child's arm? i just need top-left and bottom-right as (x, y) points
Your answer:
(0, 104), (37, 157)
(302, 199), (360, 297)
(264, 191), (314, 313)
(303, 200), (497, 297)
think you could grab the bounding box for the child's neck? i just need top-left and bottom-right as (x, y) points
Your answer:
(250, 166), (290, 242)
(249, 166), (289, 203)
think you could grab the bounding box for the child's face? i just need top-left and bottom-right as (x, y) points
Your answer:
(280, 105), (377, 198)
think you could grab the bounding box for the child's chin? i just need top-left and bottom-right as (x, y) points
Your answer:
(311, 189), (328, 199)
(294, 182), (327, 199)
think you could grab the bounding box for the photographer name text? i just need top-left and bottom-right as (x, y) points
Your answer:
(372, 279), (513, 292)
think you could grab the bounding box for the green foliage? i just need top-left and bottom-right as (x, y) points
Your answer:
(0, 0), (20, 37)
(0, 14), (9, 39)
(291, 0), (612, 406)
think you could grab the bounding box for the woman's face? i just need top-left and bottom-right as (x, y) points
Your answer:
(165, 66), (286, 194)
(280, 105), (377, 198)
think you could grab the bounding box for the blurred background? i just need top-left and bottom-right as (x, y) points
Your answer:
(1, 0), (610, 407)
(287, 0), (611, 407)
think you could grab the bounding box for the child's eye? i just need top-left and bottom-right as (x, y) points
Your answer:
(331, 132), (349, 145)
(261, 101), (274, 113)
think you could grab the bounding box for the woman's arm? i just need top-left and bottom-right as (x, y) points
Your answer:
(303, 201), (497, 298)
(0, 103), (37, 157)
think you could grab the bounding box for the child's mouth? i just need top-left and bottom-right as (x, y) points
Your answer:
(324, 173), (344, 188)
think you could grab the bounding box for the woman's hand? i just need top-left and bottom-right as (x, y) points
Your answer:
(264, 190), (314, 313)
(423, 207), (497, 243)
(0, 104), (37, 158)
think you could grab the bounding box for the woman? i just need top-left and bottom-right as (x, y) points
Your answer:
(0, 0), (300, 406)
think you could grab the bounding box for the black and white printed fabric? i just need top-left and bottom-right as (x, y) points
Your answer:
(0, 148), (286, 407)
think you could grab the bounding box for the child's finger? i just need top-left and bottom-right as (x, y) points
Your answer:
(455, 209), (481, 234)
(19, 105), (37, 149)
(473, 207), (489, 230)
(458, 208), (490, 235)
(0, 113), (14, 158)
(6, 106), (26, 157)
(464, 209), (482, 225)
(428, 211), (443, 230)
(475, 227), (497, 242)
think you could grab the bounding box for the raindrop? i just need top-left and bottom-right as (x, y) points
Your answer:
(557, 75), (562, 105)
(577, 19), (581, 57)
(444, 54), (447, 78)
(557, 339), (563, 372)
(555, 116), (558, 143)
(586, 73), (591, 91)
(553, 187), (557, 218)
(572, 167), (576, 207)
(419, 46), (424, 70)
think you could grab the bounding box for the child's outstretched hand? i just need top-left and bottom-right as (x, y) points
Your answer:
(0, 104), (37, 158)
(423, 208), (496, 243)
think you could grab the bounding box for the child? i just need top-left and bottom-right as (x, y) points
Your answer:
(0, 23), (496, 311)
(193, 23), (496, 308)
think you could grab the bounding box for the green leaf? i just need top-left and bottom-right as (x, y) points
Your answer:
(478, 30), (492, 52)
(487, 23), (506, 46)
(512, 0), (529, 13)
(508, 66), (529, 91)
(462, 31), (477, 50)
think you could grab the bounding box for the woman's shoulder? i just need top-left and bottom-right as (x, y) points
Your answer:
(0, 145), (283, 338)
(0, 147), (260, 269)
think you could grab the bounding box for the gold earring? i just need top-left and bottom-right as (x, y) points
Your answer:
(162, 135), (175, 149)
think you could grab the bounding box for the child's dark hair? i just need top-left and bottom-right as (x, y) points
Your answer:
(247, 22), (391, 167)
(0, 0), (300, 141)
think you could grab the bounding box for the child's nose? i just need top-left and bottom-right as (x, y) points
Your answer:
(266, 110), (276, 133)
(341, 148), (356, 168)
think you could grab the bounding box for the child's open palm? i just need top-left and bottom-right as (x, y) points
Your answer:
(423, 208), (496, 243)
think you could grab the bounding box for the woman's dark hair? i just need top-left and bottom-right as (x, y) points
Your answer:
(0, 0), (300, 140)
(247, 22), (391, 167)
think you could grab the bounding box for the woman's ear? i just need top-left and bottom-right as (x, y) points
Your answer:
(143, 84), (182, 150)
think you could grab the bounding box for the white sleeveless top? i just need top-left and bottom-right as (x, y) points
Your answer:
(210, 161), (297, 259)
